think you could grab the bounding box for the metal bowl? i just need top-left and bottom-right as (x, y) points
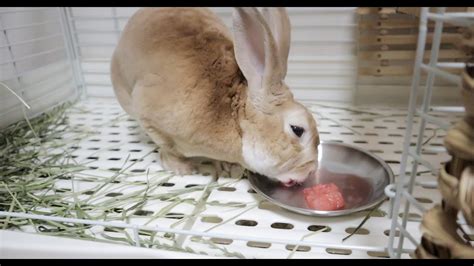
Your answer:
(248, 142), (394, 217)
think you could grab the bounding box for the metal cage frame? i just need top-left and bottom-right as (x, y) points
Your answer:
(386, 7), (474, 258)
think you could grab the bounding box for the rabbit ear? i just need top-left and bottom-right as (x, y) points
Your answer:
(261, 7), (291, 77)
(232, 7), (288, 108)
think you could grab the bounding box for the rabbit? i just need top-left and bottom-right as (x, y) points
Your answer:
(110, 7), (320, 187)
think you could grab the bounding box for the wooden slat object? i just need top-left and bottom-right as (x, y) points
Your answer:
(358, 7), (473, 16)
(358, 49), (468, 61)
(396, 7), (473, 17)
(359, 27), (463, 37)
(358, 25), (460, 31)
(357, 7), (472, 78)
(357, 7), (398, 15)
(359, 33), (463, 45)
(459, 26), (474, 55)
(359, 65), (463, 76)
(359, 19), (432, 29)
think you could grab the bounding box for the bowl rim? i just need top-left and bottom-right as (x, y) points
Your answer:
(248, 141), (395, 217)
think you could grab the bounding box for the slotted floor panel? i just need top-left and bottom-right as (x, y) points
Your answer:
(5, 97), (469, 258)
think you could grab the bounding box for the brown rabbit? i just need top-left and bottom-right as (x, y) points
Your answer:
(110, 7), (319, 186)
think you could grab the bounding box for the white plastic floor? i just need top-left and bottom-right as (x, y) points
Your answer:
(4, 97), (471, 258)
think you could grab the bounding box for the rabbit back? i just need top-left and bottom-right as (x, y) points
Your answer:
(111, 8), (245, 161)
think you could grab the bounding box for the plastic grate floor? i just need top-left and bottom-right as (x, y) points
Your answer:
(7, 97), (471, 258)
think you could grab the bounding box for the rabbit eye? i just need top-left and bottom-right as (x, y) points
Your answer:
(290, 125), (304, 138)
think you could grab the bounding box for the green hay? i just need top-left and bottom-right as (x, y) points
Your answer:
(0, 101), (251, 258)
(342, 200), (386, 242)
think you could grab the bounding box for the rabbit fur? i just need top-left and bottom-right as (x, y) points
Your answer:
(110, 7), (319, 185)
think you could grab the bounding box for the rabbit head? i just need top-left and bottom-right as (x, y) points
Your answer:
(233, 7), (320, 187)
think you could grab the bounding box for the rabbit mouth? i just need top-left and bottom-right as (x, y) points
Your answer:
(282, 179), (299, 187)
(279, 168), (316, 188)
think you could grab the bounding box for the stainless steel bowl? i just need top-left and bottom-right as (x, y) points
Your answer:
(248, 142), (394, 217)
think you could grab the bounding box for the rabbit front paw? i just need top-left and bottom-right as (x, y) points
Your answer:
(212, 161), (244, 179)
(159, 150), (197, 176)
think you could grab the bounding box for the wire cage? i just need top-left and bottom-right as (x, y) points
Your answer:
(386, 7), (474, 258)
(0, 7), (473, 259)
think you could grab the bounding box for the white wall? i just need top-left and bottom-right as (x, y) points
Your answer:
(70, 7), (358, 102)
